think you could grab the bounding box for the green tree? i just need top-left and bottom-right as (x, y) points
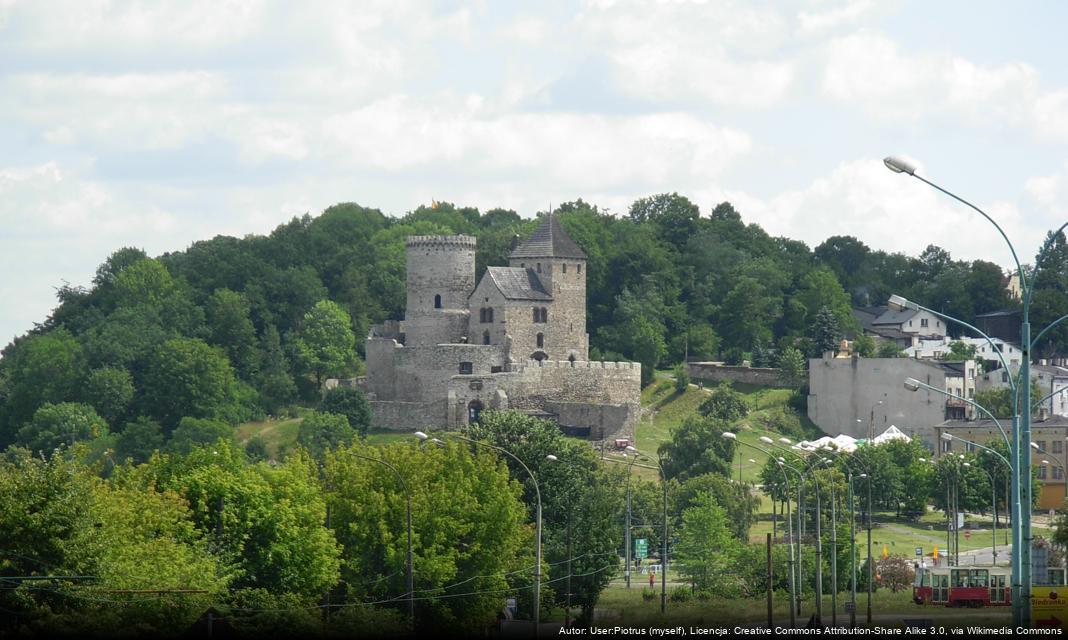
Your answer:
(0, 329), (86, 444)
(114, 416), (166, 465)
(466, 410), (623, 624)
(674, 473), (760, 541)
(297, 411), (354, 459)
(295, 300), (358, 389)
(674, 493), (739, 593)
(144, 443), (341, 599)
(810, 305), (842, 356)
(206, 288), (259, 379)
(257, 325), (297, 414)
(658, 416), (735, 481)
(140, 337), (237, 431)
(168, 417), (234, 455)
(853, 334), (876, 358)
(672, 363), (690, 394)
(778, 346), (806, 387)
(16, 402), (108, 453)
(82, 366), (135, 425)
(944, 340), (977, 362)
(324, 439), (531, 631)
(319, 387), (372, 436)
(697, 381), (750, 422)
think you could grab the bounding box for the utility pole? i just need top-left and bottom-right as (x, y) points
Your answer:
(766, 533), (773, 629)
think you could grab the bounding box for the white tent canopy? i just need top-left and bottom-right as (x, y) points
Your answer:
(795, 426), (909, 452)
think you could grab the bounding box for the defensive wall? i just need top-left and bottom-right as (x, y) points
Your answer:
(687, 362), (787, 387)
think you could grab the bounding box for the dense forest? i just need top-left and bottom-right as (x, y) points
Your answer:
(5, 193), (1068, 636)
(2, 193), (1056, 450)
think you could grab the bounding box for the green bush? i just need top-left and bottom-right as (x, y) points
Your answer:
(641, 588), (657, 602)
(669, 586), (691, 602)
(672, 364), (690, 394)
(698, 381), (750, 422)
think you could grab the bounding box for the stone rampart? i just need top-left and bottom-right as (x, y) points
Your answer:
(687, 362), (787, 387)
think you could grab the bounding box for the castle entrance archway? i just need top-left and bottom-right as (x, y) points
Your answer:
(468, 400), (484, 424)
(530, 351), (548, 362)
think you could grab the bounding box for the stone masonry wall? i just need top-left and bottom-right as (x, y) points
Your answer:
(404, 235), (476, 346)
(687, 362), (787, 387)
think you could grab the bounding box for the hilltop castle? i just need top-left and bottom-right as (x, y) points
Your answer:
(362, 215), (641, 438)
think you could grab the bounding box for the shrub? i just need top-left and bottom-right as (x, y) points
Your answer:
(641, 588), (657, 602)
(319, 387), (372, 436)
(670, 586), (691, 603)
(672, 364), (690, 394)
(698, 382), (749, 423)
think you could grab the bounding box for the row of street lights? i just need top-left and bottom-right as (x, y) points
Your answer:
(722, 431), (874, 628)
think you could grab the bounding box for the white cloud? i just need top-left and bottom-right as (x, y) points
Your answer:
(821, 31), (1068, 143)
(797, 0), (876, 35)
(321, 95), (752, 189)
(713, 158), (1042, 268)
(578, 1), (795, 108)
(1025, 162), (1068, 216)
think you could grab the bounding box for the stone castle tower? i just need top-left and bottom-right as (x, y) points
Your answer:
(402, 235), (476, 347)
(362, 214), (640, 437)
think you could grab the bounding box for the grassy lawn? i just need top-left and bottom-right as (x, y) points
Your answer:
(577, 583), (1010, 627)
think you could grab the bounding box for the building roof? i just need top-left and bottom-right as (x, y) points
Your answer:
(939, 416), (1068, 430)
(872, 307), (919, 326)
(853, 306), (887, 333)
(510, 214), (587, 260)
(484, 267), (553, 301)
(976, 309), (1022, 318)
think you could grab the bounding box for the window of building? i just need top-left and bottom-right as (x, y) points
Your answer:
(479, 308), (494, 323)
(434, 294), (442, 309)
(1002, 372), (1009, 383)
(459, 362), (473, 375)
(577, 264), (581, 274)
(491, 365), (502, 373)
(941, 439), (952, 453)
(921, 318), (929, 328)
(533, 307), (547, 323)
(483, 331), (490, 345)
(909, 320), (913, 327)
(536, 332), (544, 348)
(1056, 466), (1064, 480)
(562, 263), (567, 273)
(1054, 440), (1063, 454)
(536, 263), (541, 273)
(1038, 466), (1048, 480)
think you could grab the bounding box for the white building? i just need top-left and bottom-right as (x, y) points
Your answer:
(904, 336), (1022, 369)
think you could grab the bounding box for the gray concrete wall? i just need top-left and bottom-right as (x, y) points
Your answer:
(807, 354), (949, 448)
(687, 362), (787, 387)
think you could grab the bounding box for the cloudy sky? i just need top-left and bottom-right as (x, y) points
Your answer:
(3, 0), (1068, 342)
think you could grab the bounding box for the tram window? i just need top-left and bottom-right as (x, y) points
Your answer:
(972, 570), (989, 588)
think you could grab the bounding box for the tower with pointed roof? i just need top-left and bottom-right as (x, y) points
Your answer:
(504, 214), (588, 361)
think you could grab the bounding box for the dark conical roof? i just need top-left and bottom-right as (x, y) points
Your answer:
(509, 214), (586, 260)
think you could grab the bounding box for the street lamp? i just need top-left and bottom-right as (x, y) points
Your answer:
(626, 445), (669, 614)
(417, 431), (547, 635)
(724, 432), (797, 628)
(884, 156), (1068, 624)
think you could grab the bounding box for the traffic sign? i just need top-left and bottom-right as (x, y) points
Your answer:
(635, 538), (648, 559)
(915, 547), (923, 557)
(1032, 587), (1068, 629)
(844, 602), (856, 613)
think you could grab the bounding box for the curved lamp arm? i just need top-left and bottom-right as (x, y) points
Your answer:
(940, 432), (1011, 469)
(890, 294), (1015, 388)
(1031, 312), (1068, 353)
(905, 377), (1010, 451)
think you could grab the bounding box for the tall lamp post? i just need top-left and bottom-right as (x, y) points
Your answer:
(885, 154), (1068, 624)
(346, 450), (415, 628)
(417, 431), (550, 636)
(626, 445), (669, 615)
(723, 432), (797, 628)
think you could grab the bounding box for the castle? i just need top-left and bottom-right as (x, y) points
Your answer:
(362, 215), (641, 438)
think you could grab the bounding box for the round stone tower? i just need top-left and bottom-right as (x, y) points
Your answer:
(403, 235), (476, 347)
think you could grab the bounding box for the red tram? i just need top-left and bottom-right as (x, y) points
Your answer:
(913, 566), (1011, 607)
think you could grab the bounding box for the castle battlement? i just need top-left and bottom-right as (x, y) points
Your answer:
(508, 360), (640, 372)
(406, 235), (477, 249)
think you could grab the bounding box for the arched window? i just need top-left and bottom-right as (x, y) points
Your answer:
(562, 263), (567, 273)
(532, 307), (539, 323)
(434, 294), (442, 309)
(540, 308), (548, 323)
(577, 264), (582, 274)
(536, 263), (541, 273)
(483, 331), (491, 345)
(536, 333), (544, 348)
(486, 308), (493, 323)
